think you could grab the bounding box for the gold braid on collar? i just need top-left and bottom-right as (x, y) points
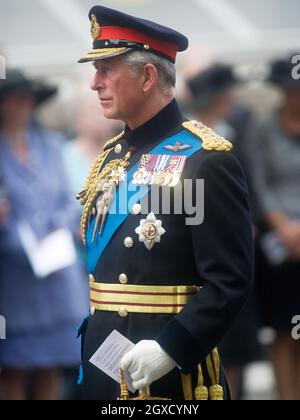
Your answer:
(183, 121), (233, 152)
(103, 130), (125, 151)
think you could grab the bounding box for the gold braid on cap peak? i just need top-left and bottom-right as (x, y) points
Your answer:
(183, 120), (233, 152)
(77, 131), (125, 244)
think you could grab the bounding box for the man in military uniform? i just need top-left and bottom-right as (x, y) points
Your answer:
(77, 5), (253, 400)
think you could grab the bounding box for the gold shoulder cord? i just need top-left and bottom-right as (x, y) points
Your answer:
(77, 131), (129, 245)
(194, 363), (209, 400)
(206, 348), (224, 400)
(182, 120), (233, 152)
(117, 352), (224, 401)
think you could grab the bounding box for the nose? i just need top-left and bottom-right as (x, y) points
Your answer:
(90, 70), (105, 91)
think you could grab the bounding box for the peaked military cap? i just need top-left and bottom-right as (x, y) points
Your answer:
(78, 5), (188, 64)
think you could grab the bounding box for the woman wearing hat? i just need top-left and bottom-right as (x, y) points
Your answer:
(253, 54), (300, 400)
(0, 70), (88, 400)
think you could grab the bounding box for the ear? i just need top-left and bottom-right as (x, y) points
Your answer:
(142, 64), (158, 93)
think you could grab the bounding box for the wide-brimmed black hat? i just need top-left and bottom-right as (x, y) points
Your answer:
(0, 69), (57, 105)
(268, 53), (300, 88)
(186, 64), (239, 110)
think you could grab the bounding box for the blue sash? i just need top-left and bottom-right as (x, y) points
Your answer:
(86, 128), (202, 273)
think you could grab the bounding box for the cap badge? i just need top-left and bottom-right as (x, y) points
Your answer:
(90, 14), (101, 40)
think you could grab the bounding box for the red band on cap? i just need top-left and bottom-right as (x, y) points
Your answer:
(97, 26), (177, 61)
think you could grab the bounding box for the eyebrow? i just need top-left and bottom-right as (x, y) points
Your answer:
(93, 62), (109, 70)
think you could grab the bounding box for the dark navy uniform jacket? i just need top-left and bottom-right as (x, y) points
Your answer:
(80, 99), (253, 400)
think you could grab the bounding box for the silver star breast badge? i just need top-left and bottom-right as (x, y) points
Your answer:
(135, 212), (166, 251)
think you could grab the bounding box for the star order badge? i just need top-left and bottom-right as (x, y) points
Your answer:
(90, 14), (101, 40)
(135, 213), (166, 251)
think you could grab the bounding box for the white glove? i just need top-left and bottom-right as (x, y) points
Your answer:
(120, 340), (177, 390)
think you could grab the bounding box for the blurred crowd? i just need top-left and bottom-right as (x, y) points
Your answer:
(0, 51), (300, 400)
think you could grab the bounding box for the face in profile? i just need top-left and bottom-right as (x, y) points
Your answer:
(90, 56), (145, 124)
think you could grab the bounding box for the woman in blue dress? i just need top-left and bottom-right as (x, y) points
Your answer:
(0, 70), (88, 400)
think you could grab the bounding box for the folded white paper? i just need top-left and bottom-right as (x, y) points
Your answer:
(18, 222), (77, 278)
(89, 330), (135, 393)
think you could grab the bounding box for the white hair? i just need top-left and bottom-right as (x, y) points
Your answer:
(124, 50), (176, 96)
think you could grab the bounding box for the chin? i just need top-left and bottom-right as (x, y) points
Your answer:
(103, 112), (117, 120)
(102, 108), (120, 121)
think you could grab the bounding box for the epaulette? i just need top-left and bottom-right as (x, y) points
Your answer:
(182, 120), (233, 152)
(103, 131), (125, 151)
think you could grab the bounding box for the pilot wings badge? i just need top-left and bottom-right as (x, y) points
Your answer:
(163, 142), (192, 153)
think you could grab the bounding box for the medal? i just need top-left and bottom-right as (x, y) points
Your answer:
(142, 172), (153, 185)
(132, 154), (153, 185)
(161, 170), (173, 186)
(154, 171), (166, 185)
(133, 169), (146, 185)
(168, 171), (181, 187)
(133, 153), (187, 188)
(91, 181), (115, 243)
